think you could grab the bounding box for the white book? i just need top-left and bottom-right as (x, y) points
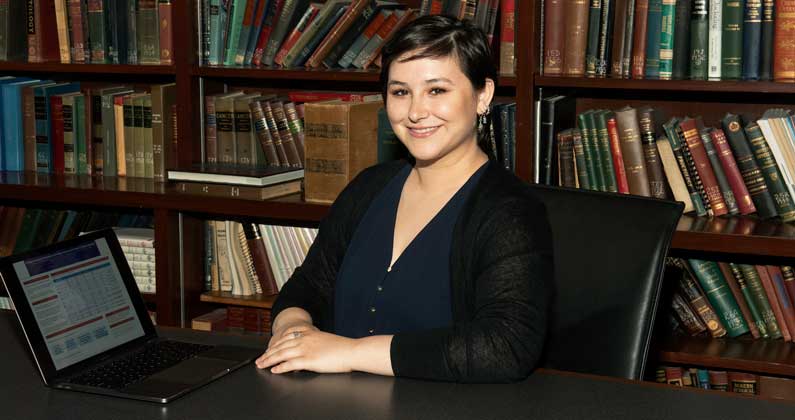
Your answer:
(770, 114), (795, 193)
(756, 117), (795, 201)
(260, 224), (286, 289)
(708, 0), (722, 80)
(115, 227), (155, 247)
(121, 245), (155, 255)
(273, 226), (299, 279)
(215, 220), (233, 292)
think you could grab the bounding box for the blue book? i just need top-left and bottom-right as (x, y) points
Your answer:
(34, 83), (81, 173)
(56, 210), (79, 242)
(209, 0), (224, 65)
(1, 79), (43, 171)
(741, 0), (762, 80)
(244, 0), (271, 64)
(0, 76), (31, 171)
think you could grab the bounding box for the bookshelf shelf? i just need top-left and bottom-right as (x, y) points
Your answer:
(658, 334), (795, 377)
(200, 291), (277, 309)
(0, 62), (177, 76)
(534, 75), (795, 95)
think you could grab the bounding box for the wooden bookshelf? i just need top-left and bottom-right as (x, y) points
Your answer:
(200, 291), (277, 310)
(658, 334), (795, 377)
(534, 75), (795, 94)
(0, 62), (177, 76)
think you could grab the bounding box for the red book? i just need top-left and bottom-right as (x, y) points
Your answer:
(498, 0), (515, 75)
(767, 266), (795, 341)
(252, 0), (285, 66)
(710, 128), (756, 215)
(287, 91), (381, 103)
(159, 0), (174, 65)
(607, 117), (630, 194)
(273, 3), (321, 66)
(631, 0), (650, 79)
(679, 118), (728, 216)
(305, 0), (370, 68)
(781, 266), (795, 310)
(50, 96), (66, 174)
(67, 0), (87, 62)
(28, 0), (60, 63)
(757, 265), (791, 341)
(773, 0), (795, 81)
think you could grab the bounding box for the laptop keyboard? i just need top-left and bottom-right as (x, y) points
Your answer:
(69, 340), (214, 390)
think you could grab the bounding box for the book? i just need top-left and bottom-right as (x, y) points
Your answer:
(168, 164), (304, 186)
(687, 259), (750, 337)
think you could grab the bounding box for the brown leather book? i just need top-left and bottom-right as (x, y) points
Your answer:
(718, 262), (760, 339)
(631, 0), (650, 78)
(674, 258), (727, 338)
(174, 180), (302, 201)
(671, 291), (708, 335)
(766, 266), (795, 342)
(543, 0), (566, 75)
(679, 117), (728, 216)
(159, 0), (174, 65)
(249, 100), (282, 166)
(757, 265), (791, 341)
(614, 106), (652, 196)
(638, 107), (668, 199)
(610, 0), (629, 77)
(607, 116), (630, 193)
(781, 266), (795, 311)
(558, 130), (577, 187)
(67, 0), (87, 62)
(773, 0), (795, 81)
(563, 0), (590, 76)
(243, 223), (279, 296)
(709, 128), (757, 215)
(27, 0), (60, 62)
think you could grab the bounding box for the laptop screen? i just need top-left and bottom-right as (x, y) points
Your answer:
(8, 234), (146, 371)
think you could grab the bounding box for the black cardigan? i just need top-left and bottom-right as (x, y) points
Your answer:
(271, 160), (554, 383)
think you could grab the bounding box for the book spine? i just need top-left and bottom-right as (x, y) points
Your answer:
(782, 266), (795, 311)
(757, 264), (791, 341)
(284, 102), (305, 163)
(738, 263), (782, 338)
(0, 0), (8, 61)
(159, 0), (173, 65)
(585, 0), (602, 76)
(249, 100), (281, 165)
(337, 8), (387, 68)
(759, 0), (774, 79)
(680, 118), (729, 215)
(674, 259), (728, 337)
(676, 121), (713, 215)
(251, 0), (280, 66)
(134, 97), (146, 177)
(671, 292), (708, 335)
(234, 0), (257, 65)
(688, 259), (750, 337)
(233, 101), (254, 166)
(595, 0), (614, 76)
(306, 0), (367, 68)
(274, 3), (319, 67)
(773, 0), (795, 81)
(594, 111), (618, 192)
(710, 128), (756, 214)
(729, 262), (769, 337)
(127, 0), (138, 64)
(621, 0), (636, 78)
(610, 0), (628, 77)
(631, 0), (650, 78)
(742, 0), (762, 80)
(50, 97), (65, 174)
(584, 111), (606, 190)
(664, 119), (707, 215)
(718, 262), (760, 338)
(558, 131), (577, 187)
(722, 0), (744, 79)
(87, 0), (106, 63)
(242, 222), (278, 295)
(671, 0), (691, 80)
(572, 128), (591, 189)
(123, 96), (135, 176)
(498, 0), (516, 75)
(205, 96), (218, 163)
(721, 114), (777, 217)
(143, 95), (153, 178)
(563, 0), (590, 76)
(615, 106), (652, 196)
(577, 112), (601, 190)
(767, 266), (795, 341)
(689, 0), (709, 79)
(216, 100), (235, 165)
(23, 87), (37, 171)
(208, 0), (222, 65)
(75, 95), (88, 174)
(638, 108), (668, 199)
(657, 136), (694, 211)
(63, 98), (76, 173)
(701, 127), (739, 214)
(54, 0), (70, 63)
(271, 102), (302, 167)
(138, 0), (160, 64)
(744, 122), (795, 222)
(101, 93), (117, 177)
(262, 101), (290, 166)
(644, 0), (663, 78)
(68, 0), (86, 62)
(708, 0), (723, 79)
(607, 117), (630, 193)
(658, 0), (676, 79)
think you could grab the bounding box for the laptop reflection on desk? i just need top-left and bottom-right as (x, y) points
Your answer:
(0, 228), (261, 403)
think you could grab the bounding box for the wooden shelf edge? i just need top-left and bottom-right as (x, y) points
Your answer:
(534, 74), (795, 94)
(657, 335), (795, 377)
(200, 291), (277, 309)
(0, 62), (177, 75)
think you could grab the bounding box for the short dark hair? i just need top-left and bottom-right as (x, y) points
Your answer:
(379, 15), (497, 157)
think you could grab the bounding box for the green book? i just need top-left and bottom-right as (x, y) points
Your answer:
(578, 111), (603, 191)
(737, 263), (782, 338)
(689, 0), (709, 79)
(721, 0), (744, 79)
(688, 259), (750, 337)
(572, 128), (591, 189)
(594, 110), (618, 192)
(744, 122), (795, 222)
(659, 0), (677, 79)
(728, 263), (769, 337)
(74, 95), (88, 175)
(223, 0), (248, 66)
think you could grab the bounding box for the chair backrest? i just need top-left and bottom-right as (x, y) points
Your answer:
(528, 185), (683, 380)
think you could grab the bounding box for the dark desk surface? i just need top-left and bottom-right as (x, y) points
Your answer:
(1, 311), (794, 420)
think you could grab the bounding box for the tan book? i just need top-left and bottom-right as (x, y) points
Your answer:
(175, 180), (302, 201)
(232, 93), (263, 166)
(191, 308), (228, 331)
(303, 100), (382, 203)
(215, 92), (246, 165)
(614, 106), (652, 197)
(151, 83), (177, 181)
(656, 137), (694, 213)
(214, 220), (233, 293)
(228, 222), (256, 296)
(54, 0), (71, 63)
(114, 95), (126, 176)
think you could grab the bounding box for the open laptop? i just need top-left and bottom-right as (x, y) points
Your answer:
(0, 228), (262, 403)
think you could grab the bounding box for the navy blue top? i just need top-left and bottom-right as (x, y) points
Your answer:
(334, 161), (488, 338)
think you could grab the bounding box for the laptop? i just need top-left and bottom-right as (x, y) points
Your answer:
(0, 228), (262, 403)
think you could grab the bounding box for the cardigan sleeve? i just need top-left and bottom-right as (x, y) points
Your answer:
(389, 196), (553, 383)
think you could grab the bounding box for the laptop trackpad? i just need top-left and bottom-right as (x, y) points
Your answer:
(145, 357), (240, 385)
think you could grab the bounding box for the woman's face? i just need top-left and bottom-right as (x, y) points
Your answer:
(386, 53), (493, 166)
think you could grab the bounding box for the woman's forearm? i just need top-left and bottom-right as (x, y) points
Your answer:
(351, 335), (395, 376)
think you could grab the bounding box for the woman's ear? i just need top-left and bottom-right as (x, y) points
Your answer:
(477, 78), (496, 114)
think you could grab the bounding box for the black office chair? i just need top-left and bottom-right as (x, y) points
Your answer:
(529, 185), (684, 380)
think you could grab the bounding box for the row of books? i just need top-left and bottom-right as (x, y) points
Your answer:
(204, 220), (318, 296)
(0, 0), (173, 65)
(541, 0), (795, 81)
(116, 228), (156, 294)
(196, 0), (514, 72)
(0, 205), (153, 257)
(666, 258), (795, 341)
(656, 366), (757, 395)
(192, 307), (272, 335)
(540, 97), (795, 222)
(0, 76), (177, 179)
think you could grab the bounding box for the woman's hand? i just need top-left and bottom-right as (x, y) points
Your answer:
(255, 327), (358, 374)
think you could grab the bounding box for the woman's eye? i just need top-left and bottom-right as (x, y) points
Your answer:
(390, 89), (407, 96)
(429, 88), (446, 95)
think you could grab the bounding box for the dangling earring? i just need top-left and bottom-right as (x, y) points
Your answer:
(477, 107), (490, 133)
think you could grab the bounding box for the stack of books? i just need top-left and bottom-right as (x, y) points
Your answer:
(116, 228), (156, 294)
(168, 164), (304, 201)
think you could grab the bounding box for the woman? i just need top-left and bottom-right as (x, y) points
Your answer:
(256, 15), (553, 383)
